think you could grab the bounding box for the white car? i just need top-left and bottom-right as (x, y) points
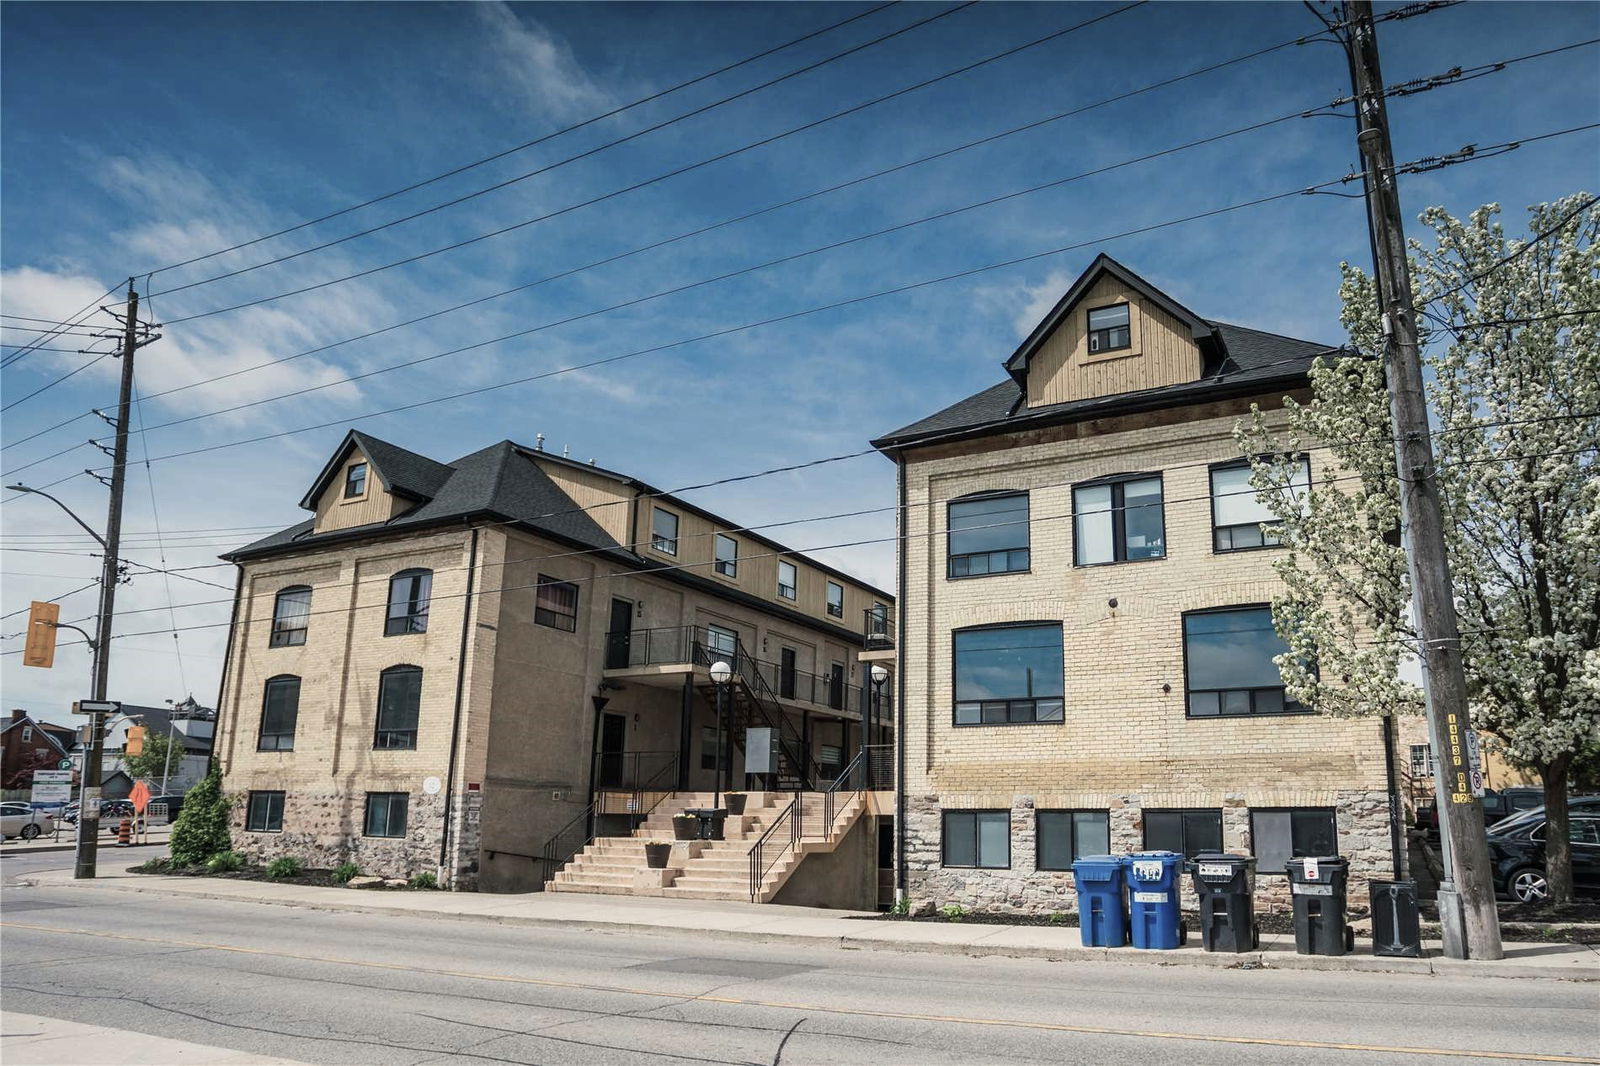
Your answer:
(1, 802), (57, 840)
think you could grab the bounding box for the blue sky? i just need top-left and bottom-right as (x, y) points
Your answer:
(3, 1), (1597, 715)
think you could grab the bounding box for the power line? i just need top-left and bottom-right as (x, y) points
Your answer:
(157, 2), (1144, 323)
(0, 351), (114, 413)
(0, 281), (123, 370)
(139, 2), (904, 279)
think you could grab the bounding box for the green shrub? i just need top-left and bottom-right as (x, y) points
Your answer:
(332, 861), (361, 884)
(206, 850), (244, 873)
(940, 904), (967, 922)
(168, 767), (232, 867)
(264, 856), (302, 880)
(1047, 911), (1070, 926)
(408, 871), (439, 890)
(136, 856), (173, 873)
(889, 897), (911, 916)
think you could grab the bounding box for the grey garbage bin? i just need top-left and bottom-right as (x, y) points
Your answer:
(1189, 853), (1258, 953)
(1286, 855), (1354, 956)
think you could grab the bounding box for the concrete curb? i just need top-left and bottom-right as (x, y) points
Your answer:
(22, 874), (1595, 981)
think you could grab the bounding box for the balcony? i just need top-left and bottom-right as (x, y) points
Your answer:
(863, 607), (894, 651)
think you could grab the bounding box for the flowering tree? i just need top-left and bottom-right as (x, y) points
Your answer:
(1239, 194), (1599, 901)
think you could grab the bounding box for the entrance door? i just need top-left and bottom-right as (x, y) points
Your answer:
(606, 599), (633, 669)
(827, 661), (845, 710)
(597, 712), (627, 788)
(779, 648), (797, 700)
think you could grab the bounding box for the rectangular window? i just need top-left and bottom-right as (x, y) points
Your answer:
(942, 810), (1010, 869)
(344, 462), (367, 498)
(374, 666), (422, 750)
(1211, 457), (1310, 552)
(714, 534), (738, 578)
(363, 792), (409, 838)
(1087, 303), (1130, 353)
(777, 560), (797, 600)
(948, 493), (1029, 578)
(1073, 476), (1164, 565)
(651, 507), (678, 555)
(1143, 809), (1224, 858)
(1037, 810), (1110, 870)
(705, 624), (737, 661)
(20, 726), (32, 742)
(245, 791), (284, 832)
(1183, 606), (1302, 717)
(826, 581), (844, 618)
(700, 725), (730, 772)
(534, 576), (579, 632)
(953, 625), (1065, 725)
(1409, 744), (1434, 778)
(257, 676), (300, 751)
(818, 743), (843, 777)
(1252, 808), (1338, 875)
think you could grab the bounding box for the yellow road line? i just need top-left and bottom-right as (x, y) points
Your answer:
(4, 920), (1594, 1064)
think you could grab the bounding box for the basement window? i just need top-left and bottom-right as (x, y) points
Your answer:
(364, 792), (409, 838)
(1252, 808), (1338, 875)
(943, 809), (1010, 869)
(1143, 809), (1223, 859)
(246, 791), (284, 833)
(1036, 810), (1110, 870)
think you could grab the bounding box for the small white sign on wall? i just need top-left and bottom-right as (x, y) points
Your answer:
(422, 776), (442, 796)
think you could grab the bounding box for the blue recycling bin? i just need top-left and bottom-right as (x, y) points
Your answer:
(1126, 851), (1186, 950)
(1070, 855), (1128, 947)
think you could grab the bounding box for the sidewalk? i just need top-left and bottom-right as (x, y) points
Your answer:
(1, 1011), (307, 1065)
(1, 825), (170, 856)
(22, 866), (1598, 981)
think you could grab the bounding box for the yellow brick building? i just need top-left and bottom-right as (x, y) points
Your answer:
(872, 255), (1401, 913)
(214, 430), (892, 890)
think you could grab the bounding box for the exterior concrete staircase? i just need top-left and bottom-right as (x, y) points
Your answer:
(548, 790), (866, 903)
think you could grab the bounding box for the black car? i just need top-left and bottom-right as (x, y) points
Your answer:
(1486, 811), (1600, 901)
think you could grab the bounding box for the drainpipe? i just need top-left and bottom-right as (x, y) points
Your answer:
(209, 564), (245, 777)
(894, 452), (909, 904)
(1382, 713), (1405, 879)
(438, 526), (479, 886)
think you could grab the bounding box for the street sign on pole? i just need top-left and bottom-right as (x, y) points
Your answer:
(56, 758), (73, 770)
(74, 700), (121, 715)
(31, 770), (73, 807)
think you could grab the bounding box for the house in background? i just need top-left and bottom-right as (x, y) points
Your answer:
(2, 709), (75, 791)
(93, 701), (215, 798)
(214, 430), (894, 897)
(873, 254), (1402, 914)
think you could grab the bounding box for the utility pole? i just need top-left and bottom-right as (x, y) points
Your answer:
(75, 279), (146, 880)
(1343, 0), (1503, 960)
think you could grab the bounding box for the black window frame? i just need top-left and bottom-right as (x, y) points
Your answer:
(952, 622), (1065, 727)
(714, 533), (738, 578)
(777, 560), (797, 601)
(942, 809), (1011, 869)
(344, 462), (368, 498)
(947, 491), (1030, 579)
(384, 568), (432, 636)
(373, 664), (422, 750)
(256, 675), (301, 752)
(1036, 809), (1111, 870)
(363, 792), (409, 838)
(534, 575), (579, 632)
(1142, 808), (1224, 859)
(825, 581), (844, 618)
(1086, 302), (1131, 354)
(1209, 455), (1310, 553)
(651, 507), (679, 556)
(1182, 604), (1308, 719)
(1251, 807), (1339, 875)
(269, 585), (311, 648)
(245, 790), (285, 832)
(1072, 473), (1166, 566)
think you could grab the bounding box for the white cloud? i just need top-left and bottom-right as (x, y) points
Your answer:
(473, 4), (613, 121)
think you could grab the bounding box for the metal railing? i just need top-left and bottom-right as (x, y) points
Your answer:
(537, 753), (678, 884)
(747, 791), (802, 902)
(864, 608), (895, 649)
(592, 749), (677, 792)
(688, 632), (824, 790)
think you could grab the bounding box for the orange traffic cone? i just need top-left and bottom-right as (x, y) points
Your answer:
(116, 817), (132, 847)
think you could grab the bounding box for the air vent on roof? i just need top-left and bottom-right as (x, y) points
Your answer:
(535, 433), (545, 451)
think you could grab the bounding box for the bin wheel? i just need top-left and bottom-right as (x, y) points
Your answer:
(1345, 926), (1355, 953)
(1179, 925), (1188, 946)
(1252, 924), (1260, 950)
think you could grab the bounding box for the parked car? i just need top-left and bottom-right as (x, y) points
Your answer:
(146, 794), (186, 822)
(1486, 811), (1600, 901)
(1, 802), (57, 840)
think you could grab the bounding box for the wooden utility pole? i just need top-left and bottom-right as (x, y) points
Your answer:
(1343, 0), (1503, 960)
(75, 280), (143, 880)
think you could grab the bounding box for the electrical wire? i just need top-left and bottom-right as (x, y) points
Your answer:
(0, 351), (114, 413)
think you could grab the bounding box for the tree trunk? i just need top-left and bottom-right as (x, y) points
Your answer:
(1540, 756), (1573, 904)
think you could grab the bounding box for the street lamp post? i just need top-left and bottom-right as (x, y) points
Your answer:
(869, 665), (889, 787)
(709, 660), (732, 809)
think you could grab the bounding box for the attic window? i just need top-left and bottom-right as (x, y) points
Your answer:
(1086, 304), (1130, 354)
(344, 462), (368, 498)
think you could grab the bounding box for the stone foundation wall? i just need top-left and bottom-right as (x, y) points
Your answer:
(229, 789), (448, 881)
(902, 789), (1395, 916)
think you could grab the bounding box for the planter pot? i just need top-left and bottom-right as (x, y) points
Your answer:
(644, 843), (672, 869)
(725, 793), (747, 816)
(672, 816), (697, 841)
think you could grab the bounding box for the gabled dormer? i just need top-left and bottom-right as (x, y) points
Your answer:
(299, 430), (453, 534)
(1005, 254), (1222, 408)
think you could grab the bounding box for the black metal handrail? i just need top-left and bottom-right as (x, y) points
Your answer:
(747, 791), (802, 902)
(692, 634), (824, 789)
(537, 753), (678, 883)
(864, 607), (894, 649)
(821, 749), (864, 833)
(592, 749), (678, 792)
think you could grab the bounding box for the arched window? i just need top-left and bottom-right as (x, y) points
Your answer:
(385, 569), (432, 636)
(270, 586), (311, 647)
(257, 675), (301, 751)
(374, 665), (422, 750)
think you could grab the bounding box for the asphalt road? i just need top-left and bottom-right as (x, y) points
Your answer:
(2, 853), (1596, 1065)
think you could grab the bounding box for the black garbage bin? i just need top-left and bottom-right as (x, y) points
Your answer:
(1286, 855), (1354, 956)
(1189, 853), (1258, 953)
(1369, 880), (1422, 958)
(684, 808), (728, 840)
